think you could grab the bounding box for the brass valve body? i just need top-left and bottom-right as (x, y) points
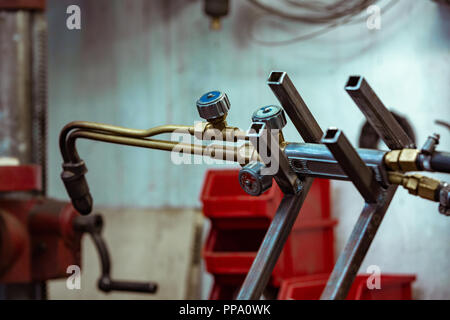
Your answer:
(384, 149), (420, 172)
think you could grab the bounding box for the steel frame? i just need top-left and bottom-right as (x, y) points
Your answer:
(237, 71), (413, 300)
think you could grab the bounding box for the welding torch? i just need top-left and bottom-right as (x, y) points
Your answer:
(59, 86), (450, 216)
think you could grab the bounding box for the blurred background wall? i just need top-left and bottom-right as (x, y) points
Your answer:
(46, 0), (450, 299)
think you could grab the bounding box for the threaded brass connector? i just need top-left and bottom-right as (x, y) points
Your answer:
(384, 148), (420, 172)
(388, 172), (440, 201)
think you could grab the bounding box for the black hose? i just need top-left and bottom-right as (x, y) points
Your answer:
(431, 151), (450, 174)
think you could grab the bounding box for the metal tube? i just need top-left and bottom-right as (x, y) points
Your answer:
(321, 128), (381, 203)
(60, 121), (195, 162)
(237, 180), (313, 300)
(66, 130), (202, 161)
(267, 71), (323, 143)
(285, 142), (387, 183)
(320, 186), (397, 300)
(345, 76), (414, 150)
(60, 121), (248, 162)
(65, 130), (252, 164)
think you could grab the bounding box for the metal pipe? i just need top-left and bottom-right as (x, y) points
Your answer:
(66, 131), (198, 163)
(237, 184), (312, 300)
(60, 121), (249, 162)
(60, 121), (195, 162)
(285, 142), (387, 183)
(321, 128), (381, 203)
(65, 129), (253, 164)
(267, 71), (323, 143)
(345, 76), (414, 150)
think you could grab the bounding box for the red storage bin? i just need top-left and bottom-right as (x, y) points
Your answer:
(200, 169), (282, 219)
(209, 274), (278, 300)
(200, 169), (331, 221)
(201, 169), (336, 296)
(203, 218), (337, 286)
(209, 274), (245, 300)
(294, 178), (331, 225)
(278, 273), (416, 300)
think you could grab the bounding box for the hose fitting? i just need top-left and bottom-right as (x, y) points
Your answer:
(61, 160), (93, 215)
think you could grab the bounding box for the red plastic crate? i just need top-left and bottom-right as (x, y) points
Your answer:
(278, 273), (416, 300)
(203, 218), (337, 286)
(209, 274), (278, 300)
(200, 169), (331, 221)
(200, 169), (282, 219)
(209, 274), (246, 300)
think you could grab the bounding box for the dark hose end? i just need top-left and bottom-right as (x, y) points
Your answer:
(61, 160), (93, 215)
(431, 152), (450, 174)
(72, 194), (93, 216)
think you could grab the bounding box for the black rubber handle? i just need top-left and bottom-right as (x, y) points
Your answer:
(431, 151), (450, 174)
(98, 277), (158, 293)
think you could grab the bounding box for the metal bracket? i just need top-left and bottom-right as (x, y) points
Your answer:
(247, 121), (299, 195)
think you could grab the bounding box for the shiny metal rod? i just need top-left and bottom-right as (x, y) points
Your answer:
(267, 71), (323, 143)
(60, 121), (195, 162)
(237, 182), (312, 300)
(64, 130), (254, 164)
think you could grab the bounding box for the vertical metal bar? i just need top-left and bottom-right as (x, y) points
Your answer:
(345, 76), (414, 149)
(320, 186), (397, 300)
(237, 71), (323, 299)
(31, 12), (47, 195)
(0, 11), (32, 163)
(237, 71), (324, 300)
(321, 128), (381, 203)
(237, 180), (313, 300)
(267, 71), (323, 143)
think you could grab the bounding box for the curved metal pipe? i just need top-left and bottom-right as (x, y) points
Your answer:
(64, 129), (252, 164)
(65, 130), (201, 163)
(60, 121), (195, 162)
